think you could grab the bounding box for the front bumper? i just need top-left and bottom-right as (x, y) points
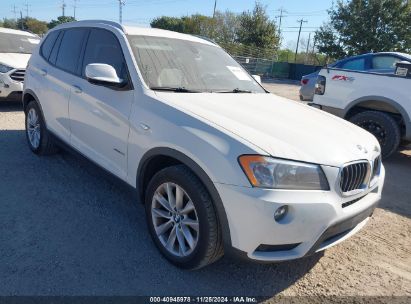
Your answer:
(0, 73), (24, 99)
(215, 164), (385, 262)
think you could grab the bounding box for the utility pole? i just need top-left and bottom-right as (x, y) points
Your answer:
(118, 0), (125, 24)
(73, 0), (78, 19)
(294, 19), (307, 63)
(275, 8), (287, 38)
(24, 1), (29, 18)
(61, 0), (66, 16)
(305, 32), (311, 64)
(213, 0), (217, 18)
(20, 11), (24, 29)
(11, 5), (18, 20)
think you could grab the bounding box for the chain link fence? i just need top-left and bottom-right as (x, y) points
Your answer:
(219, 42), (323, 80)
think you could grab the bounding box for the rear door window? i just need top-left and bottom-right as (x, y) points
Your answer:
(55, 28), (88, 75)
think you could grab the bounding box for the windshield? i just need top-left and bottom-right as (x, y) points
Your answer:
(127, 35), (265, 93)
(0, 32), (40, 54)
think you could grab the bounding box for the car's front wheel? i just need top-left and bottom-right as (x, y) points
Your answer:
(25, 101), (58, 155)
(145, 165), (223, 269)
(349, 110), (400, 159)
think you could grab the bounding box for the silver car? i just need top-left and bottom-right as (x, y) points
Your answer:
(299, 71), (318, 101)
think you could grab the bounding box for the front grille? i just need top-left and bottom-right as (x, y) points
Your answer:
(10, 69), (25, 82)
(339, 161), (370, 194)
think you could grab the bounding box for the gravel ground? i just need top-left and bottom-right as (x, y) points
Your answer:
(0, 87), (410, 299)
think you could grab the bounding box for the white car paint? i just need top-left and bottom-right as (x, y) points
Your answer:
(24, 20), (384, 262)
(313, 61), (411, 142)
(0, 27), (39, 99)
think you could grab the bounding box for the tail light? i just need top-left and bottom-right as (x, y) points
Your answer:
(315, 75), (326, 95)
(301, 79), (309, 85)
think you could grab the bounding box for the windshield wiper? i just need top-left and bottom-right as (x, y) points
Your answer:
(213, 88), (253, 93)
(150, 86), (201, 93)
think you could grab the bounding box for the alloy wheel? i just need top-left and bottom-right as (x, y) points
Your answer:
(27, 108), (41, 149)
(151, 182), (199, 257)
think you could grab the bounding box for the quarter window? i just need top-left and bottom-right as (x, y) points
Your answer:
(55, 28), (88, 74)
(82, 29), (128, 80)
(40, 31), (59, 60)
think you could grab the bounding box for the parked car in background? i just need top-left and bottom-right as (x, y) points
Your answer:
(24, 20), (384, 269)
(312, 54), (411, 158)
(0, 27), (40, 101)
(299, 52), (411, 102)
(299, 71), (320, 101)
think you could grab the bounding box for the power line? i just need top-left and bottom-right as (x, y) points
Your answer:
(295, 19), (308, 62)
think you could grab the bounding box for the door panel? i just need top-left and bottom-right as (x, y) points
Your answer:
(35, 29), (86, 143)
(69, 79), (133, 179)
(68, 28), (133, 179)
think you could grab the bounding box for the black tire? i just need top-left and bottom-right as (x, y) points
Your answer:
(145, 165), (223, 269)
(25, 101), (58, 155)
(349, 110), (400, 159)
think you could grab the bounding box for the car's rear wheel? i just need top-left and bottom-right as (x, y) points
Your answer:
(25, 101), (58, 155)
(349, 110), (400, 159)
(145, 165), (223, 269)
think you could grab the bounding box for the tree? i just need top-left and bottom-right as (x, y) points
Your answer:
(25, 18), (48, 34)
(236, 2), (279, 49)
(213, 11), (239, 44)
(48, 16), (76, 29)
(2, 18), (18, 30)
(150, 16), (185, 33)
(315, 0), (411, 59)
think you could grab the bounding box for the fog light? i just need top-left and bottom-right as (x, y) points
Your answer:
(274, 205), (288, 222)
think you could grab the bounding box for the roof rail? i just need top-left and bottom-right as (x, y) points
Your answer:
(56, 20), (124, 32)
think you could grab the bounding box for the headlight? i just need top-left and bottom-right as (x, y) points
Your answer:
(238, 155), (329, 190)
(0, 63), (13, 73)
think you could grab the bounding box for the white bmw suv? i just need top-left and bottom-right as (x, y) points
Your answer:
(24, 20), (385, 269)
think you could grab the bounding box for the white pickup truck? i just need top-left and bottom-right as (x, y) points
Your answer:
(311, 58), (411, 158)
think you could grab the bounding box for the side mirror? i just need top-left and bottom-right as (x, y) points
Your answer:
(252, 75), (262, 84)
(85, 63), (124, 87)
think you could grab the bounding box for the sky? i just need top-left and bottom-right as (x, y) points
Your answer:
(1, 0), (333, 49)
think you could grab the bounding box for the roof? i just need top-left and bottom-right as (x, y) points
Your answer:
(51, 20), (216, 46)
(0, 27), (39, 38)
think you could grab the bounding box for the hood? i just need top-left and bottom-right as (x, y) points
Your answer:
(0, 53), (31, 69)
(156, 92), (380, 167)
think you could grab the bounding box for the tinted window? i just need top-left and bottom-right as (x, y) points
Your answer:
(341, 58), (366, 71)
(49, 31), (63, 65)
(40, 31), (59, 60)
(372, 56), (402, 71)
(55, 28), (88, 74)
(82, 29), (128, 80)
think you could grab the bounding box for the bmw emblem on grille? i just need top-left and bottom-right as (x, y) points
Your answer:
(357, 145), (368, 154)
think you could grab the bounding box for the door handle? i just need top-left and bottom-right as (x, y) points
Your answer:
(40, 69), (47, 76)
(72, 85), (82, 94)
